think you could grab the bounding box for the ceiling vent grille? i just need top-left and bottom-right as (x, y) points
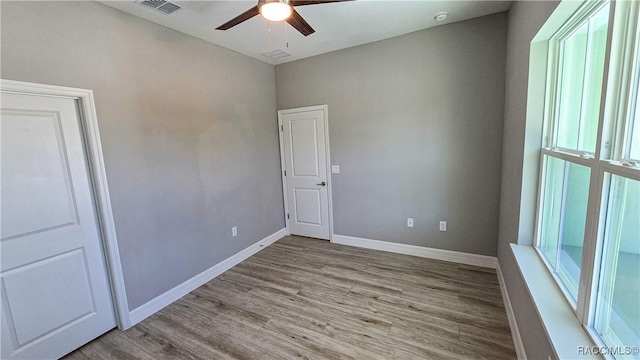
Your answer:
(137, 0), (182, 14)
(261, 49), (290, 60)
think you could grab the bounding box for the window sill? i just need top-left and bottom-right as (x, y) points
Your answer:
(511, 244), (599, 360)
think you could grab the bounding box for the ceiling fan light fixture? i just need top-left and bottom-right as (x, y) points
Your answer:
(260, 2), (293, 22)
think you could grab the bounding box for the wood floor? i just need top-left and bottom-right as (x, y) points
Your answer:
(64, 236), (516, 360)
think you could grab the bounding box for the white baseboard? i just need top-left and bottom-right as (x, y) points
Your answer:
(127, 227), (288, 327)
(497, 262), (526, 360)
(331, 234), (497, 269)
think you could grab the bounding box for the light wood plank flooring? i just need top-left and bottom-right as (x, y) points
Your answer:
(64, 236), (516, 360)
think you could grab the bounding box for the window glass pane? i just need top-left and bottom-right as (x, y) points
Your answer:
(580, 7), (609, 151)
(594, 175), (640, 356)
(556, 24), (588, 150)
(538, 156), (591, 301)
(630, 85), (639, 160)
(627, 45), (640, 161)
(540, 157), (565, 268)
(555, 3), (610, 153)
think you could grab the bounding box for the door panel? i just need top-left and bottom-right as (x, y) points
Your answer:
(1, 110), (78, 239)
(290, 118), (319, 177)
(281, 108), (330, 240)
(2, 249), (95, 346)
(293, 188), (322, 225)
(1, 92), (116, 359)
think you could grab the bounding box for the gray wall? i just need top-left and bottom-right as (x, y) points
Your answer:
(0, 1), (284, 310)
(498, 1), (560, 359)
(276, 14), (507, 256)
(0, 5), (564, 356)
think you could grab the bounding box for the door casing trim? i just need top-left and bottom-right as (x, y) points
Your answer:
(277, 105), (334, 241)
(1, 79), (131, 329)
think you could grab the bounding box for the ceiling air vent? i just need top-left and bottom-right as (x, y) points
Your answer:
(261, 49), (290, 60)
(137, 0), (182, 14)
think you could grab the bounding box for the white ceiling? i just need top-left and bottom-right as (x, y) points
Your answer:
(100, 0), (511, 65)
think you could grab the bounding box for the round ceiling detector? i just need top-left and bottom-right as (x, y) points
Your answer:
(434, 12), (449, 21)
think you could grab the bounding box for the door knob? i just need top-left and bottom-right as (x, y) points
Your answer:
(317, 181), (326, 186)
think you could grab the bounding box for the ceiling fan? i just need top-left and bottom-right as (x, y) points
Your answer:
(216, 0), (351, 37)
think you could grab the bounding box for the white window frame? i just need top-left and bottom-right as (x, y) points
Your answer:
(534, 0), (614, 312)
(532, 0), (640, 357)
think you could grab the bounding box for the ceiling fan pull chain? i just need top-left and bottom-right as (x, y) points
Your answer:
(268, 22), (273, 55)
(286, 24), (289, 48)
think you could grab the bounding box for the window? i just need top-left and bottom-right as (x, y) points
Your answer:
(537, 0), (611, 304)
(625, 33), (640, 162)
(539, 156), (591, 301)
(594, 175), (640, 352)
(534, 0), (640, 358)
(553, 3), (609, 154)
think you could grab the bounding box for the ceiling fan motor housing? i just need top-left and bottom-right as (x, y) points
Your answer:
(258, 0), (291, 8)
(217, 0), (350, 36)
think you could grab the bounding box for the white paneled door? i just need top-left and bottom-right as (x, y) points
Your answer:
(280, 106), (331, 240)
(1, 92), (116, 359)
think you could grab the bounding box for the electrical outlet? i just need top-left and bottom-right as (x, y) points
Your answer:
(439, 221), (447, 231)
(407, 218), (414, 228)
(232, 227), (237, 237)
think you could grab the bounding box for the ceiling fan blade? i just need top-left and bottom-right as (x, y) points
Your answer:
(289, 0), (352, 6)
(286, 9), (315, 36)
(216, 5), (260, 30)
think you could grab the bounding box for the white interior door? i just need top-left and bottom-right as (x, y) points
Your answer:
(280, 107), (331, 240)
(1, 92), (116, 359)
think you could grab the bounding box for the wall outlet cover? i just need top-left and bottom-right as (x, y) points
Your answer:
(232, 227), (238, 237)
(407, 218), (414, 228)
(439, 221), (446, 231)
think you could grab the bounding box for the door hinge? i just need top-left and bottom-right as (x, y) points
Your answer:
(281, 125), (284, 131)
(284, 170), (286, 176)
(287, 213), (290, 219)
